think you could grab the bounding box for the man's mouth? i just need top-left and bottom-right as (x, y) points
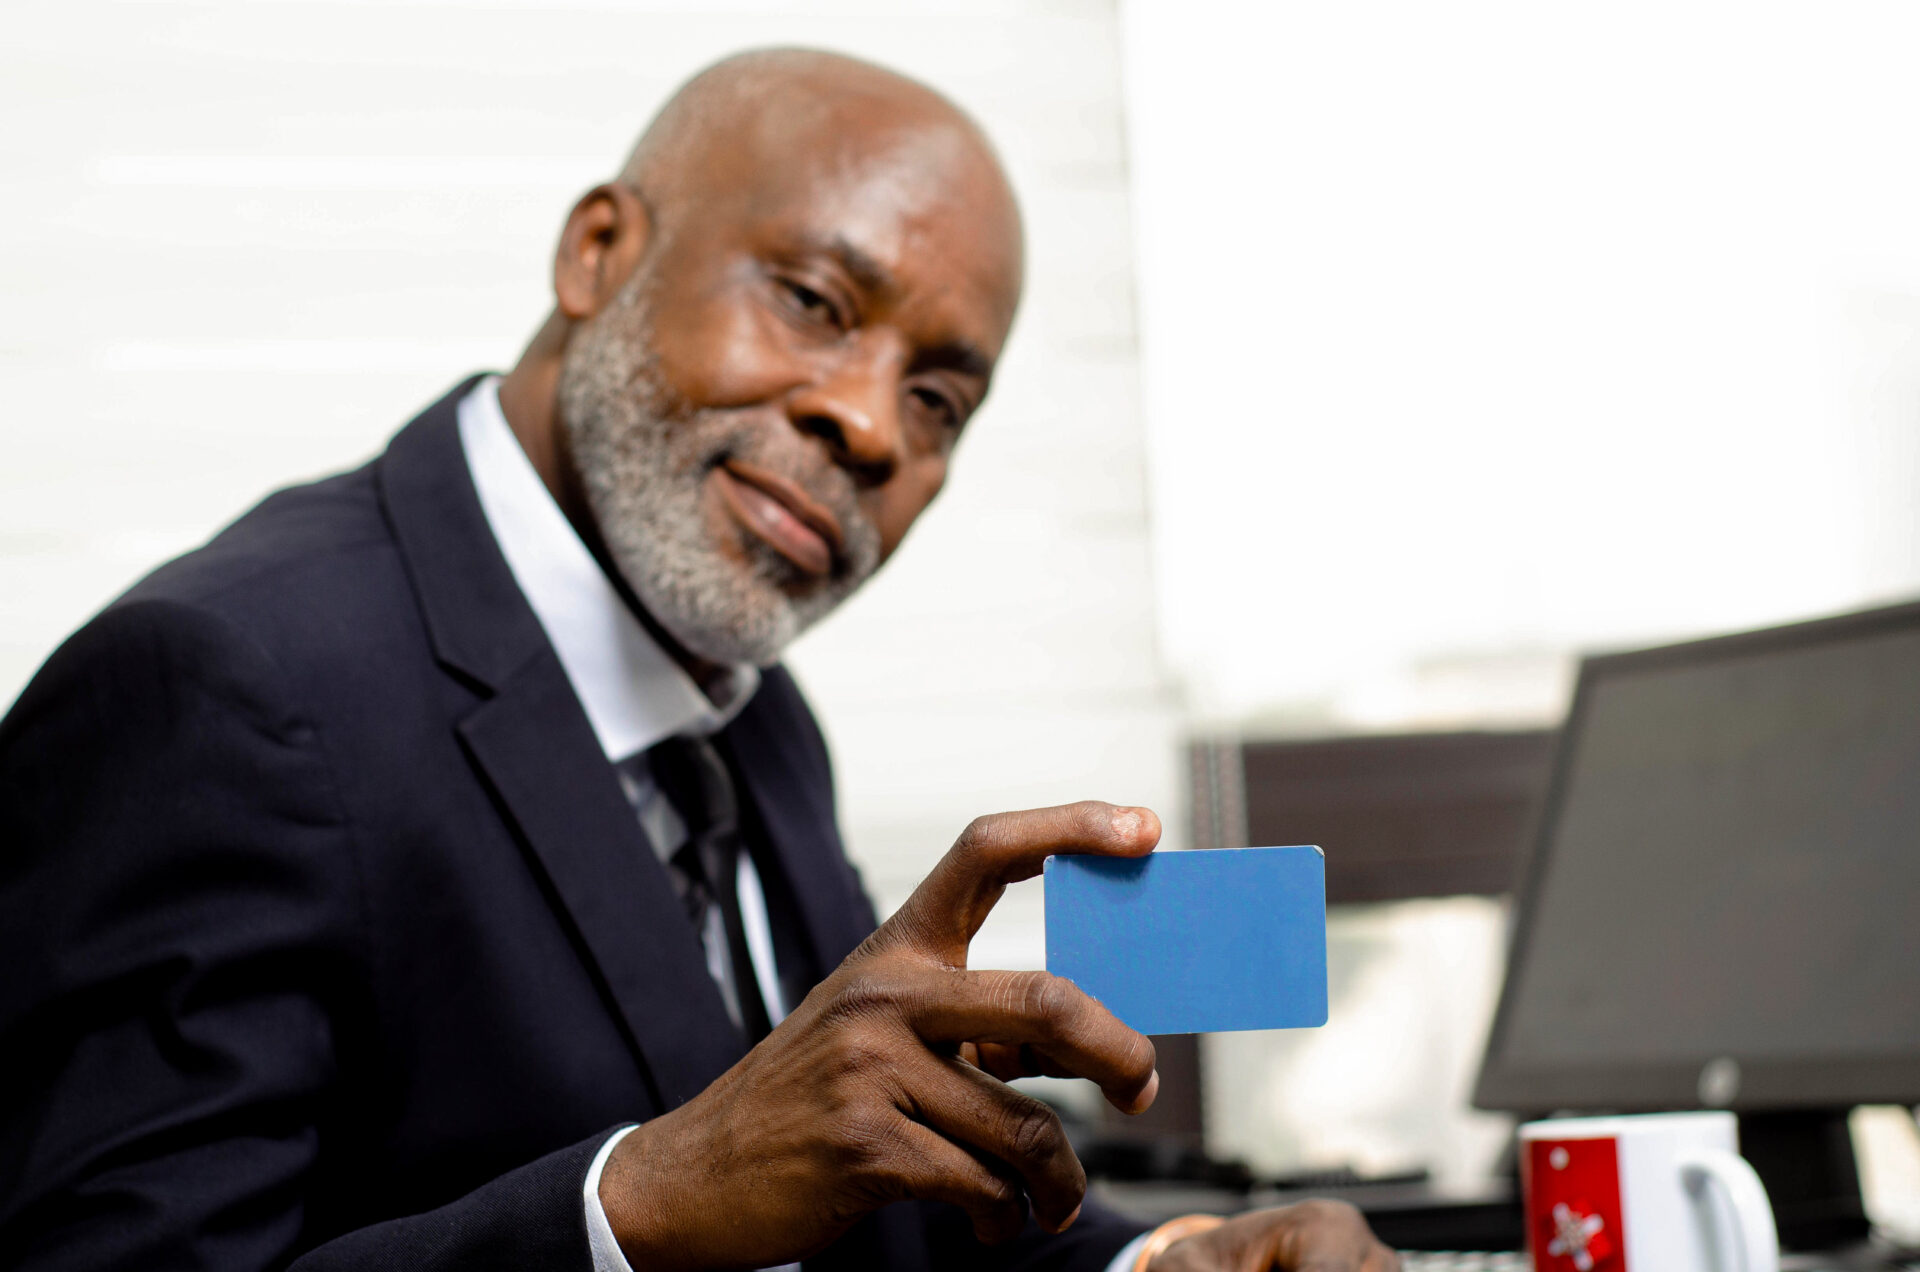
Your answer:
(714, 459), (847, 578)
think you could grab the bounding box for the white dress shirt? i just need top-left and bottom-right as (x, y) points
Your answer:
(459, 377), (787, 1272)
(459, 377), (1149, 1272)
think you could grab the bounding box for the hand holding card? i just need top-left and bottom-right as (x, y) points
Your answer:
(1043, 845), (1329, 1035)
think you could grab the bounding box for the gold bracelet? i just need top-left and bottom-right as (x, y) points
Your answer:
(1131, 1213), (1225, 1272)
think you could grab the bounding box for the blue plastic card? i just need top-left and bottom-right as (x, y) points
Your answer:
(1044, 846), (1328, 1035)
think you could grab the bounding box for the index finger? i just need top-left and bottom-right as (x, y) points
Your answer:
(913, 968), (1159, 1114)
(876, 801), (1160, 966)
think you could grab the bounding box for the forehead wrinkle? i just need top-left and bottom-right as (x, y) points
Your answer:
(813, 125), (1019, 281)
(653, 77), (1014, 256)
(619, 49), (1023, 353)
(736, 135), (1020, 329)
(897, 216), (1021, 348)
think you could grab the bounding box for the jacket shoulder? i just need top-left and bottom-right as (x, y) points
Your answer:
(109, 457), (428, 683)
(125, 460), (389, 610)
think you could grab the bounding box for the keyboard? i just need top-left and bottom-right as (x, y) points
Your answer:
(1397, 1254), (1920, 1271)
(1395, 1253), (1920, 1272)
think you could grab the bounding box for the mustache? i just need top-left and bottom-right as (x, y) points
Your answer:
(696, 413), (883, 569)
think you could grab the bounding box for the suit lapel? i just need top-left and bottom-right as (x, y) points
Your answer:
(458, 655), (746, 1108)
(378, 380), (745, 1110)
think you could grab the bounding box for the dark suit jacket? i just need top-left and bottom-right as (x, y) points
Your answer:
(0, 380), (1144, 1271)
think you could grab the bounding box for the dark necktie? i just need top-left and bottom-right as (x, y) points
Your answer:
(648, 733), (774, 1043)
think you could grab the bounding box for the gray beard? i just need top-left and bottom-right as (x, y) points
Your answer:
(556, 275), (883, 668)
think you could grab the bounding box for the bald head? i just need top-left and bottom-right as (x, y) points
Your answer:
(617, 48), (1021, 282)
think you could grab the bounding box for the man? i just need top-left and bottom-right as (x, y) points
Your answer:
(0, 48), (1396, 1272)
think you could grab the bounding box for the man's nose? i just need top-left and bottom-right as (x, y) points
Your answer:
(785, 355), (904, 487)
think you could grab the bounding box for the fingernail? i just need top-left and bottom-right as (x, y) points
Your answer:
(1055, 1203), (1082, 1233)
(1134, 1067), (1160, 1113)
(1111, 807), (1143, 837)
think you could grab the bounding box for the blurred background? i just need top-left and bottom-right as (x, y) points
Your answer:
(6, 0), (1920, 1229)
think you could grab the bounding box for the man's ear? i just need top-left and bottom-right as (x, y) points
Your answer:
(553, 183), (650, 321)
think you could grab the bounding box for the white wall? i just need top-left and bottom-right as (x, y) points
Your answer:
(0, 0), (1182, 970)
(1123, 0), (1920, 729)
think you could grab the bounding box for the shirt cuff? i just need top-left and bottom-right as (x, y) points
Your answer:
(1104, 1230), (1153, 1272)
(584, 1124), (641, 1272)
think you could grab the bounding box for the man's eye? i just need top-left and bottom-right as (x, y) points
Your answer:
(781, 278), (843, 329)
(910, 386), (961, 429)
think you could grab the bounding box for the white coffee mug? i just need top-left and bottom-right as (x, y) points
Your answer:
(1518, 1111), (1779, 1272)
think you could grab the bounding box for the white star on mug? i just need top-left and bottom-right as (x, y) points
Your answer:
(1548, 1201), (1606, 1271)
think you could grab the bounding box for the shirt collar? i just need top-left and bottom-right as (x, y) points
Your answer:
(457, 375), (758, 761)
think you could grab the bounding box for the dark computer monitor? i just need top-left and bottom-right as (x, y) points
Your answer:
(1473, 600), (1920, 1247)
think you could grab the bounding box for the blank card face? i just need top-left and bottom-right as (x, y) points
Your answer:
(1043, 846), (1328, 1035)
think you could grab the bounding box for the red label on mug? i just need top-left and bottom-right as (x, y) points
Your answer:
(1526, 1137), (1627, 1272)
